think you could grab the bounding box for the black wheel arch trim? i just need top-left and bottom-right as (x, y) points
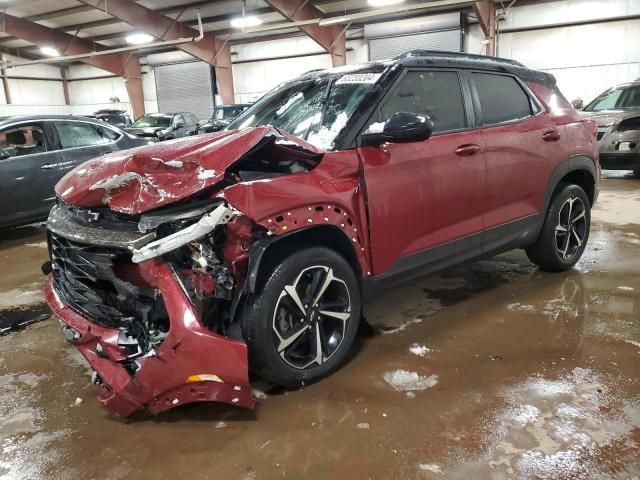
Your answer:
(541, 155), (598, 213)
(229, 225), (361, 324)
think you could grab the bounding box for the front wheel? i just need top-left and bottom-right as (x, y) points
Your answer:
(526, 183), (591, 272)
(243, 247), (361, 387)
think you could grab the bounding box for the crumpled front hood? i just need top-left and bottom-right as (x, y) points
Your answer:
(56, 126), (322, 215)
(579, 108), (640, 126)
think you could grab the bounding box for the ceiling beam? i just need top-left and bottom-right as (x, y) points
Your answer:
(75, 0), (235, 103)
(0, 12), (145, 117)
(264, 0), (346, 67)
(0, 0), (261, 45)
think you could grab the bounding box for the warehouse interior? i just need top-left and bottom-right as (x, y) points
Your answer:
(0, 0), (639, 478)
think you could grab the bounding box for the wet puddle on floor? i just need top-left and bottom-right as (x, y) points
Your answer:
(0, 175), (638, 479)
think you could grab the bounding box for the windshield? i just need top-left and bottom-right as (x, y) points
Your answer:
(227, 72), (380, 150)
(584, 85), (640, 111)
(132, 115), (171, 128)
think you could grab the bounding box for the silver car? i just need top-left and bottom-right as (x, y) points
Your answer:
(580, 79), (640, 174)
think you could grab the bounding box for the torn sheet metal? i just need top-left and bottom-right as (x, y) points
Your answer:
(55, 126), (323, 215)
(45, 260), (255, 418)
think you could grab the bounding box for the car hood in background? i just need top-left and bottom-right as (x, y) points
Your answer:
(55, 126), (323, 215)
(579, 108), (640, 126)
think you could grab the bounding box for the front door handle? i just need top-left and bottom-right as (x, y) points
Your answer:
(542, 130), (561, 142)
(40, 163), (55, 170)
(455, 144), (482, 157)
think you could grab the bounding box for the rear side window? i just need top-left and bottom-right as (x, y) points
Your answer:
(368, 70), (466, 134)
(473, 73), (533, 125)
(54, 122), (106, 148)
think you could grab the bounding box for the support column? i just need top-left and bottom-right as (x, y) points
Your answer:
(473, 0), (496, 56)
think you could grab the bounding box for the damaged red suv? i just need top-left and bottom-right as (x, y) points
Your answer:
(44, 51), (599, 417)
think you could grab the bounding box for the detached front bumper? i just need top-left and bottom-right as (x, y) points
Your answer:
(45, 259), (255, 418)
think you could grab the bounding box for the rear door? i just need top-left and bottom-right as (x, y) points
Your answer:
(358, 69), (486, 276)
(0, 121), (66, 225)
(469, 72), (557, 231)
(51, 120), (115, 168)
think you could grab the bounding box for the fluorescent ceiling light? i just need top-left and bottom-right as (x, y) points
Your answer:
(230, 15), (263, 28)
(126, 33), (154, 45)
(40, 46), (60, 57)
(319, 16), (349, 26)
(368, 0), (405, 6)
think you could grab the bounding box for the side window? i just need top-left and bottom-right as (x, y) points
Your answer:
(0, 124), (46, 159)
(174, 115), (185, 127)
(54, 122), (106, 148)
(366, 70), (466, 134)
(189, 114), (198, 125)
(473, 73), (533, 125)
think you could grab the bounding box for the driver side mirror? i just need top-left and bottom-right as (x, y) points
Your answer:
(174, 121), (185, 129)
(361, 112), (434, 147)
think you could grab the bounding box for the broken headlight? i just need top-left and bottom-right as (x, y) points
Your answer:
(137, 200), (224, 233)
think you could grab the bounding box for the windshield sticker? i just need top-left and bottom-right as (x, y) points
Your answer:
(336, 73), (381, 85)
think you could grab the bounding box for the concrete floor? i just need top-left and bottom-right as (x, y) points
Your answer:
(1, 172), (639, 480)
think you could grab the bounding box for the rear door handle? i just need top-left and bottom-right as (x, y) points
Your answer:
(455, 144), (482, 157)
(542, 130), (561, 142)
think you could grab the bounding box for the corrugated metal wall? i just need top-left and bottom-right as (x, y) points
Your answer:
(369, 29), (461, 61)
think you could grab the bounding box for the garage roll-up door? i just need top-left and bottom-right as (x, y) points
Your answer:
(155, 62), (214, 120)
(369, 29), (461, 61)
(365, 13), (462, 61)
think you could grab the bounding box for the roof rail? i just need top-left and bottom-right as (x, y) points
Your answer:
(394, 49), (525, 68)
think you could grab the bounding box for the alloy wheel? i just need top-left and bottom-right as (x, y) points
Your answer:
(554, 196), (587, 260)
(272, 265), (351, 370)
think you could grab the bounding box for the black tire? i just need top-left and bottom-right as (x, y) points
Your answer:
(526, 183), (591, 272)
(243, 247), (361, 387)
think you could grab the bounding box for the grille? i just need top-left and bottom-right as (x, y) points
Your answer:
(49, 232), (154, 328)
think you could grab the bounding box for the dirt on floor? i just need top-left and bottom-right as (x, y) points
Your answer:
(0, 172), (639, 480)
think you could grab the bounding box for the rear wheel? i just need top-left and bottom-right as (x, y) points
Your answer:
(526, 183), (591, 272)
(243, 247), (361, 387)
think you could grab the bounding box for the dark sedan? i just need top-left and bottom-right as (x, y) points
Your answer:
(196, 104), (251, 134)
(0, 115), (149, 228)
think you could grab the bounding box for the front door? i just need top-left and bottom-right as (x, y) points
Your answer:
(358, 69), (486, 276)
(0, 122), (65, 226)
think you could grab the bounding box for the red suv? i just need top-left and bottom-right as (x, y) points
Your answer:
(44, 51), (599, 417)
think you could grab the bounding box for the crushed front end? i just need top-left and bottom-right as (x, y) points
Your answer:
(44, 200), (258, 417)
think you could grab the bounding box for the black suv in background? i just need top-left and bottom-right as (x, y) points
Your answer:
(126, 112), (199, 141)
(196, 104), (251, 134)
